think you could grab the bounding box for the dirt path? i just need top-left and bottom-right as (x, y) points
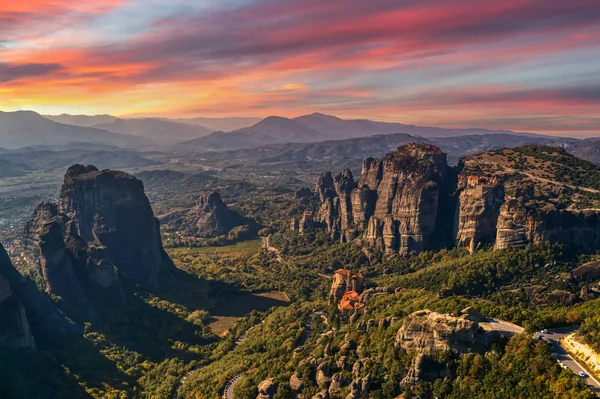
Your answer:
(262, 236), (282, 262)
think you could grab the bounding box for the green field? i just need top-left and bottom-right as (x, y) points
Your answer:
(168, 239), (262, 257)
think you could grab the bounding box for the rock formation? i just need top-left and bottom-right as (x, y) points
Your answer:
(396, 309), (488, 385)
(311, 144), (600, 255)
(23, 164), (175, 324)
(313, 143), (452, 255)
(59, 165), (174, 290)
(454, 175), (504, 252)
(0, 243), (80, 349)
(158, 191), (244, 238)
(257, 378), (277, 399)
(395, 309), (486, 355)
(455, 150), (600, 253)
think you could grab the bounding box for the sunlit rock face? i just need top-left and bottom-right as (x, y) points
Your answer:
(314, 144), (600, 255)
(315, 143), (451, 255)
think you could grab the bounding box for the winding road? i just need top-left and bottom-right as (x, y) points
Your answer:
(172, 322), (263, 399)
(223, 374), (243, 399)
(481, 319), (600, 395)
(533, 327), (600, 394)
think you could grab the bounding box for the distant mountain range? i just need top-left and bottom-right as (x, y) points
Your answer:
(3, 111), (599, 162)
(91, 118), (213, 143)
(45, 114), (260, 133)
(43, 113), (118, 127)
(181, 112), (553, 151)
(0, 111), (149, 149)
(169, 116), (262, 132)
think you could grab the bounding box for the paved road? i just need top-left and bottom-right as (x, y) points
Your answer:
(480, 319), (599, 395)
(480, 318), (525, 335)
(223, 374), (243, 399)
(533, 327), (600, 394)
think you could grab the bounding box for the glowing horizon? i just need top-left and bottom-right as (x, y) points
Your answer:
(1, 0), (599, 136)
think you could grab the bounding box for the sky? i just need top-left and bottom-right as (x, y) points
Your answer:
(0, 0), (599, 136)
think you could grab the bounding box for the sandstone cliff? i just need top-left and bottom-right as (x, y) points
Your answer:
(454, 147), (600, 252)
(0, 243), (80, 349)
(396, 309), (488, 385)
(22, 164), (175, 324)
(312, 144), (600, 255)
(314, 143), (453, 255)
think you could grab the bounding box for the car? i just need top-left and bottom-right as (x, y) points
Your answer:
(579, 371), (587, 378)
(538, 335), (544, 340)
(541, 329), (548, 334)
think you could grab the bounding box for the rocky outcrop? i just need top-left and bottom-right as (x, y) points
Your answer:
(159, 191), (244, 238)
(313, 143), (452, 255)
(0, 243), (80, 349)
(573, 261), (600, 281)
(454, 151), (600, 252)
(23, 164), (175, 324)
(396, 309), (489, 386)
(23, 203), (102, 323)
(395, 310), (486, 355)
(495, 196), (600, 251)
(257, 378), (276, 399)
(0, 274), (36, 349)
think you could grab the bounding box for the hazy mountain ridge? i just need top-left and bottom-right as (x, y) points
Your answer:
(180, 112), (563, 151)
(92, 117), (213, 144)
(183, 116), (324, 150)
(43, 114), (118, 127)
(0, 111), (150, 149)
(170, 116), (262, 131)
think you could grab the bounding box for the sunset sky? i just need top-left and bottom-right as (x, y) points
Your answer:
(1, 0), (599, 136)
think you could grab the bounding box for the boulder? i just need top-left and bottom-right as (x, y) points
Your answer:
(290, 373), (303, 392)
(257, 378), (276, 399)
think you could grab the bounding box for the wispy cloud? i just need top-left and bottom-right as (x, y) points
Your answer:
(0, 0), (599, 135)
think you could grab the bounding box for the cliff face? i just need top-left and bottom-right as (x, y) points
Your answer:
(158, 191), (244, 237)
(312, 144), (600, 255)
(454, 149), (600, 252)
(0, 243), (80, 349)
(314, 143), (452, 255)
(23, 202), (102, 323)
(59, 165), (174, 290)
(23, 164), (174, 324)
(454, 175), (505, 252)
